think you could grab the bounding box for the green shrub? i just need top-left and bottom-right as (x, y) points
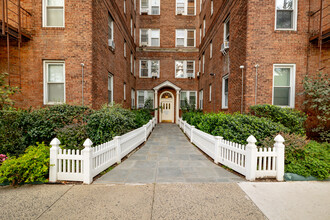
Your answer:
(184, 112), (289, 145)
(132, 109), (153, 128)
(0, 143), (50, 185)
(56, 124), (88, 150)
(250, 104), (307, 135)
(87, 104), (137, 145)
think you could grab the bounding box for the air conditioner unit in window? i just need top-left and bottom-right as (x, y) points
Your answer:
(152, 72), (158, 78)
(187, 73), (194, 79)
(108, 40), (115, 50)
(141, 42), (148, 47)
(177, 10), (184, 15)
(220, 41), (229, 55)
(141, 8), (149, 15)
(196, 72), (200, 78)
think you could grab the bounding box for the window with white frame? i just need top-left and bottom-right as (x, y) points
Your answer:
(273, 64), (295, 107)
(199, 90), (203, 109)
(44, 61), (65, 104)
(124, 0), (126, 13)
(210, 41), (213, 58)
(198, 58), (201, 73)
(108, 14), (114, 42)
(203, 17), (206, 37)
(224, 17), (230, 42)
(138, 90), (154, 108)
(180, 91), (197, 108)
(140, 29), (160, 46)
(130, 53), (133, 73)
(124, 41), (127, 57)
(141, 0), (160, 15)
(275, 0), (297, 30)
(134, 58), (136, 76)
(211, 0), (214, 15)
(175, 61), (195, 78)
(176, 29), (195, 47)
(140, 60), (160, 78)
(202, 53), (205, 73)
(209, 84), (212, 101)
(124, 83), (126, 101)
(199, 25), (202, 44)
(222, 75), (229, 109)
(130, 18), (133, 36)
(131, 89), (135, 108)
(43, 0), (65, 27)
(176, 0), (195, 15)
(108, 73), (113, 104)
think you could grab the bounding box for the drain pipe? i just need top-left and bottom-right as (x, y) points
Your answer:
(254, 64), (259, 105)
(81, 63), (85, 106)
(240, 65), (244, 113)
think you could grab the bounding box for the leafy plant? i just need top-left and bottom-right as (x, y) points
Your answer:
(250, 104), (307, 135)
(132, 109), (153, 128)
(302, 73), (330, 142)
(56, 124), (88, 150)
(0, 72), (19, 110)
(0, 143), (50, 185)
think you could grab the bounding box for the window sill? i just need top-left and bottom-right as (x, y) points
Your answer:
(42, 27), (65, 30)
(222, 107), (228, 110)
(274, 29), (297, 32)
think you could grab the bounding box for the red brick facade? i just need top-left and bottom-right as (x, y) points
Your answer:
(1, 0), (328, 122)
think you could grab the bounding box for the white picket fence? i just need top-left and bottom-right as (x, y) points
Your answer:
(49, 118), (156, 184)
(179, 118), (285, 181)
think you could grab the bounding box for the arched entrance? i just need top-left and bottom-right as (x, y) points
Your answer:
(159, 91), (175, 123)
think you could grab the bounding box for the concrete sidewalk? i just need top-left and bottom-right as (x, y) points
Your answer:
(1, 182), (329, 220)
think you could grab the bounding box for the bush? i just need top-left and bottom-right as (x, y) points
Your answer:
(250, 104), (307, 135)
(0, 143), (50, 185)
(133, 109), (153, 128)
(87, 104), (137, 145)
(56, 124), (88, 150)
(183, 112), (289, 145)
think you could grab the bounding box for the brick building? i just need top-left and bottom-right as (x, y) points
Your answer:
(1, 0), (329, 123)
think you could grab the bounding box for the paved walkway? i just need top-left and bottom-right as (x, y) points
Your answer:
(95, 123), (243, 184)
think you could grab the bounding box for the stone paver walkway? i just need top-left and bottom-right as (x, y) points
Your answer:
(95, 123), (243, 184)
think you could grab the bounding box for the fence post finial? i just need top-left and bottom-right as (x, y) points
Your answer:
(245, 135), (257, 181)
(82, 138), (93, 184)
(214, 136), (223, 164)
(274, 134), (285, 181)
(49, 138), (61, 183)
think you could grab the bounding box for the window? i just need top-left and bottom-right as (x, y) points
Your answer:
(180, 91), (197, 109)
(124, 41), (127, 57)
(202, 53), (205, 73)
(130, 18), (133, 36)
(199, 90), (203, 109)
(124, 0), (126, 13)
(175, 61), (195, 78)
(131, 89), (135, 108)
(176, 0), (195, 15)
(211, 0), (214, 15)
(224, 17), (230, 42)
(222, 75), (229, 109)
(140, 29), (160, 46)
(199, 25), (202, 44)
(138, 90), (154, 108)
(108, 73), (113, 104)
(141, 0), (160, 15)
(108, 14), (114, 42)
(134, 58), (136, 76)
(44, 61), (65, 104)
(273, 64), (296, 108)
(130, 53), (133, 73)
(140, 60), (160, 78)
(43, 0), (65, 27)
(210, 41), (213, 58)
(176, 29), (195, 47)
(198, 58), (201, 73)
(275, 0), (297, 30)
(209, 84), (212, 101)
(123, 83), (126, 101)
(203, 17), (206, 37)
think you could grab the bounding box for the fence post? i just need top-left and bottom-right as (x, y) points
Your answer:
(190, 126), (195, 143)
(49, 138), (60, 183)
(82, 138), (93, 184)
(114, 136), (121, 164)
(245, 135), (257, 181)
(214, 136), (223, 164)
(274, 134), (285, 181)
(143, 124), (147, 141)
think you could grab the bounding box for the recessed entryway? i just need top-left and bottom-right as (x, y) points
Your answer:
(160, 91), (174, 123)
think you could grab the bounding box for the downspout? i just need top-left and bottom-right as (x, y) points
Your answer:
(81, 63), (85, 106)
(254, 64), (259, 105)
(240, 65), (245, 113)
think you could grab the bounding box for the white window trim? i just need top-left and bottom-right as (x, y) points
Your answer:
(42, 0), (65, 28)
(209, 84), (212, 102)
(222, 75), (229, 109)
(202, 53), (205, 73)
(140, 0), (160, 15)
(272, 64), (296, 108)
(139, 60), (160, 78)
(108, 14), (114, 41)
(199, 89), (203, 109)
(140, 29), (160, 47)
(175, 60), (195, 78)
(43, 60), (66, 105)
(210, 41), (213, 58)
(137, 90), (155, 108)
(108, 73), (114, 104)
(130, 53), (134, 73)
(211, 0), (214, 15)
(203, 18), (206, 37)
(124, 41), (127, 57)
(175, 29), (196, 47)
(274, 0), (298, 31)
(180, 91), (197, 109)
(224, 16), (230, 43)
(176, 0), (196, 16)
(124, 0), (126, 13)
(131, 89), (135, 108)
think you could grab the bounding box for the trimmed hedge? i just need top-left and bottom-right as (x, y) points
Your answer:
(183, 112), (289, 145)
(250, 104), (307, 135)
